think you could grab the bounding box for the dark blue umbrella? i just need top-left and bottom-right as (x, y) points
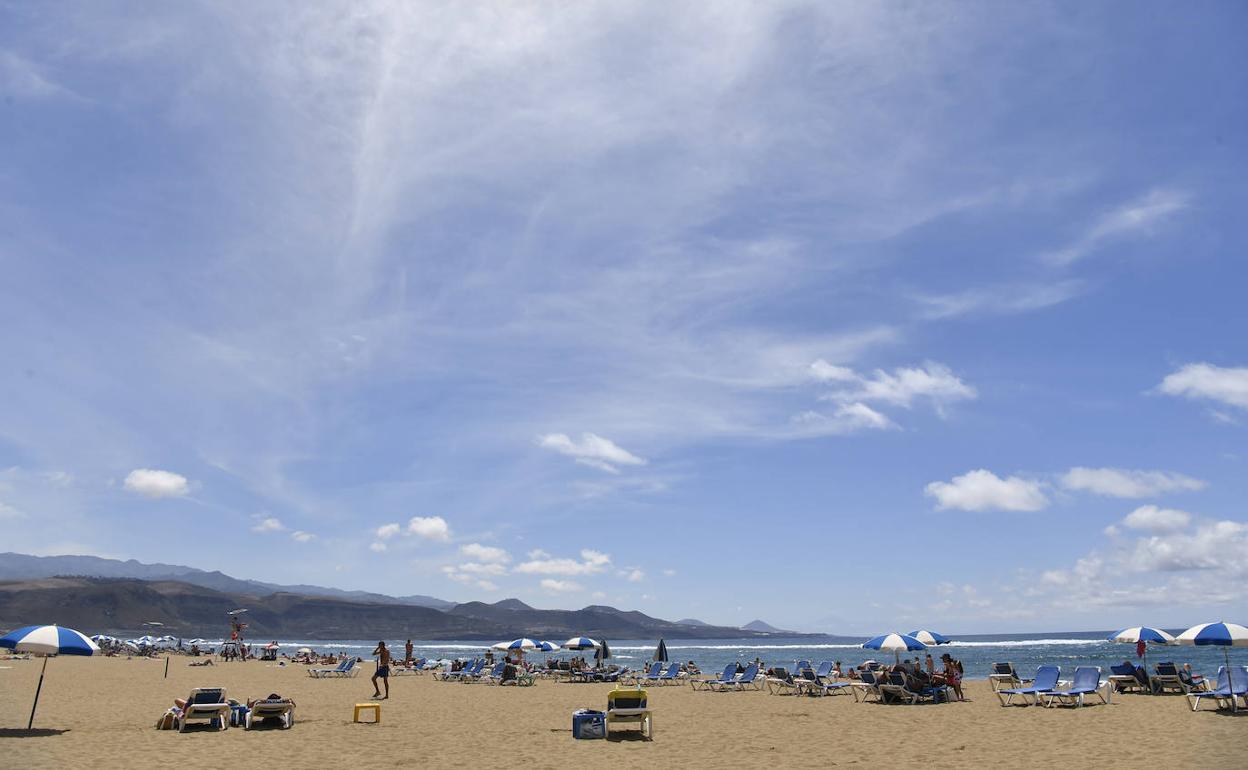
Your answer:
(654, 638), (668, 663)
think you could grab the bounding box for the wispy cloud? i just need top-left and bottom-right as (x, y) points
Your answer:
(537, 433), (646, 474)
(1060, 467), (1206, 498)
(1044, 188), (1189, 265)
(1157, 363), (1248, 411)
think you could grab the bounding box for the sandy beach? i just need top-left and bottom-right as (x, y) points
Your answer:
(1, 656), (1244, 769)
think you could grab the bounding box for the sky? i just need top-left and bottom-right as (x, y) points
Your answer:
(1, 1), (1246, 635)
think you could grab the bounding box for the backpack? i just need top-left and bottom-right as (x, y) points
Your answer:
(156, 708), (180, 730)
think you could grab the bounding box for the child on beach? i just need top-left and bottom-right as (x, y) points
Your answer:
(371, 641), (391, 699)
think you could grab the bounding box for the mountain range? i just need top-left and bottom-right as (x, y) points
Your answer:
(0, 553), (803, 639)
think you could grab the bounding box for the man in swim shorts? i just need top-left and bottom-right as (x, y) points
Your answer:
(372, 641), (391, 699)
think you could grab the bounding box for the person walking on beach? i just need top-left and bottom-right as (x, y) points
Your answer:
(405, 639), (414, 666)
(372, 641), (391, 699)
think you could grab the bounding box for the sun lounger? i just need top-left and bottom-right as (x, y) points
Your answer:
(881, 672), (947, 704)
(393, 658), (427, 676)
(997, 665), (1060, 706)
(606, 687), (652, 740)
(177, 687), (231, 732)
(1151, 662), (1186, 694)
(245, 698), (295, 729)
(1043, 666), (1106, 708)
(1188, 667), (1248, 711)
(436, 659), (484, 682)
(308, 659), (352, 678)
(691, 664), (737, 691)
(988, 662), (1024, 692)
(1107, 663), (1144, 694)
(474, 662), (507, 684)
(851, 670), (883, 703)
(710, 663), (761, 691)
(628, 662), (664, 685)
(766, 668), (801, 695)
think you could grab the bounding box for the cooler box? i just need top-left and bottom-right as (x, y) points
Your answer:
(572, 709), (605, 739)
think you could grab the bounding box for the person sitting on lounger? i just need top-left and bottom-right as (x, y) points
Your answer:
(1180, 663), (1205, 691)
(686, 661), (700, 675)
(1132, 662), (1150, 689)
(941, 653), (964, 701)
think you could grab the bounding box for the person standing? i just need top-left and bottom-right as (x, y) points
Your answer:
(405, 639), (414, 666)
(372, 641), (391, 699)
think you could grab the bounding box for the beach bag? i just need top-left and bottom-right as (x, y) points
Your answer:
(230, 703), (250, 727)
(156, 708), (180, 730)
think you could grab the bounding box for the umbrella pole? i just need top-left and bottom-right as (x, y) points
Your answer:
(27, 655), (48, 730)
(164, 656), (170, 679)
(1226, 647), (1236, 714)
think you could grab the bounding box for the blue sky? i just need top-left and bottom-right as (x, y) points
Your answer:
(1, 1), (1246, 634)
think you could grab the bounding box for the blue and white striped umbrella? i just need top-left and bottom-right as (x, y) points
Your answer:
(535, 640), (560, 652)
(863, 632), (927, 663)
(908, 629), (952, 646)
(562, 637), (601, 650)
(493, 638), (540, 652)
(1, 624), (99, 656)
(1108, 626), (1175, 644)
(1177, 622), (1248, 712)
(0, 624), (98, 729)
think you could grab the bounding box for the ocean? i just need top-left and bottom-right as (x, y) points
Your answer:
(219, 631), (1242, 679)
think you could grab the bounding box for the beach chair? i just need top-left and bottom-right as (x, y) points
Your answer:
(1151, 662), (1186, 694)
(437, 659), (484, 682)
(652, 662), (682, 686)
(691, 664), (737, 691)
(308, 659), (351, 678)
(988, 662), (1023, 692)
(1042, 666), (1106, 708)
(996, 665), (1060, 706)
(766, 668), (801, 696)
(710, 663), (761, 691)
(1107, 663), (1144, 694)
(628, 661), (664, 685)
(606, 688), (652, 740)
(881, 672), (946, 704)
(1187, 667), (1248, 712)
(851, 671), (884, 703)
(474, 662), (507, 684)
(245, 698), (295, 730)
(177, 687), (231, 732)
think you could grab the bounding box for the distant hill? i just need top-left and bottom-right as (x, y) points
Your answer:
(0, 577), (792, 640)
(676, 618), (711, 627)
(0, 552), (454, 610)
(741, 619), (794, 634)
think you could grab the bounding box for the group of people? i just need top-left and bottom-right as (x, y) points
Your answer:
(763, 653), (966, 700)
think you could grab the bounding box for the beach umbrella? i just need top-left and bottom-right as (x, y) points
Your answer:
(535, 640), (560, 653)
(1107, 626), (1175, 687)
(908, 629), (952, 646)
(654, 638), (669, 663)
(493, 638), (540, 652)
(562, 637), (601, 650)
(862, 633), (927, 665)
(0, 624), (99, 729)
(297, 646), (313, 654)
(1177, 622), (1248, 712)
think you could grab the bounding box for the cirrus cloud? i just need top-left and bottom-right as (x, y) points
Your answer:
(1060, 467), (1206, 498)
(537, 433), (646, 474)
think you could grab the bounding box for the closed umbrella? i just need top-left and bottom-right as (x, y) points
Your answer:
(596, 640), (611, 668)
(1177, 622), (1248, 712)
(1107, 626), (1175, 692)
(654, 638), (669, 663)
(0, 624), (99, 729)
(862, 632), (927, 665)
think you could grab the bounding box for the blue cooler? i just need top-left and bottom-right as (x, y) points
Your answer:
(572, 709), (605, 739)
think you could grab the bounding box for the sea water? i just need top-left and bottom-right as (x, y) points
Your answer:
(222, 631), (1241, 679)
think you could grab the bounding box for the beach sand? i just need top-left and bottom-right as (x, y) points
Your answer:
(1, 656), (1244, 769)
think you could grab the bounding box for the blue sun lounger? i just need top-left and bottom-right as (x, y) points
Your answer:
(629, 662), (664, 685)
(710, 663), (761, 691)
(997, 665), (1060, 706)
(692, 664), (739, 691)
(1043, 666), (1106, 707)
(650, 662), (682, 685)
(1188, 667), (1248, 711)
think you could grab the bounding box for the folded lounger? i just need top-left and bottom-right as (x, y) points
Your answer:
(1043, 666), (1106, 708)
(245, 698), (295, 729)
(691, 664), (738, 691)
(178, 687), (231, 732)
(1188, 667), (1248, 712)
(997, 665), (1060, 706)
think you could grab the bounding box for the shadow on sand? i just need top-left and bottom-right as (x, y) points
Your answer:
(0, 728), (69, 738)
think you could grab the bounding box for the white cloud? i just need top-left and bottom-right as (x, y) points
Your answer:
(790, 402), (897, 436)
(622, 568), (645, 583)
(1046, 188), (1189, 265)
(251, 516), (286, 533)
(375, 523), (401, 540)
(540, 578), (582, 594)
(1122, 505), (1192, 532)
(537, 432), (646, 474)
(0, 501), (23, 519)
(515, 548), (612, 576)
(407, 515), (451, 541)
(925, 469), (1049, 512)
(662, 569), (677, 577)
(1060, 467), (1206, 498)
(476, 580), (498, 592)
(1158, 363), (1248, 410)
(291, 530), (315, 542)
(123, 468), (190, 498)
(459, 543), (510, 564)
(0, 51), (79, 101)
(1124, 520), (1248, 574)
(811, 361), (976, 417)
(369, 542), (387, 553)
(456, 562), (508, 577)
(915, 280), (1085, 320)
(527, 549), (550, 560)
(592, 591), (607, 599)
